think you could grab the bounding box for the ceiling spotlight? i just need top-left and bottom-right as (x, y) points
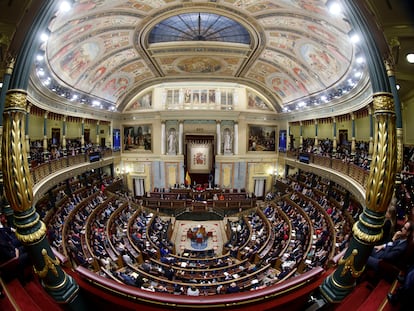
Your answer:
(396, 84), (400, 90)
(59, 1), (72, 13)
(326, 0), (342, 15)
(406, 53), (414, 63)
(348, 30), (360, 44)
(40, 32), (49, 42)
(356, 56), (365, 64)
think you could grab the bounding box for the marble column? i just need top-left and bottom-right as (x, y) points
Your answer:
(43, 111), (49, 161)
(332, 117), (337, 155)
(81, 118), (85, 153)
(26, 104), (32, 164)
(161, 121), (166, 155)
(216, 120), (221, 155)
(62, 115), (67, 156)
(179, 121), (183, 155)
(96, 120), (100, 146)
(368, 105), (374, 159)
(234, 122), (239, 155)
(351, 112), (356, 155)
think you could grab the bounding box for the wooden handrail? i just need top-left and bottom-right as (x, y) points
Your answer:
(73, 265), (324, 308)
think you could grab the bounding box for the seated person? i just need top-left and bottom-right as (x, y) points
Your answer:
(187, 285), (200, 296)
(366, 221), (414, 272)
(387, 264), (414, 308)
(226, 282), (240, 293)
(0, 226), (30, 281)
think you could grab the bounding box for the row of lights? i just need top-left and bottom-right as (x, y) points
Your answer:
(35, 1), (117, 112)
(327, 0), (414, 91)
(33, 1), (411, 114)
(282, 1), (365, 113)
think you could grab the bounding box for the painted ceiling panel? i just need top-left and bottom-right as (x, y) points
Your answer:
(33, 0), (362, 112)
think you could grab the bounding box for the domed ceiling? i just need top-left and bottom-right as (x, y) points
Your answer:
(33, 0), (365, 113)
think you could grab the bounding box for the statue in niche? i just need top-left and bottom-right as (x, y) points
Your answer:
(223, 128), (233, 154)
(167, 128), (177, 154)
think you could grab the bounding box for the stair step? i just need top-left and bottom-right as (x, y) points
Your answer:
(357, 280), (400, 311)
(334, 281), (372, 311)
(24, 278), (64, 311)
(1, 278), (43, 311)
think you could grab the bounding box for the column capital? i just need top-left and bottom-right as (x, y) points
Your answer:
(368, 104), (373, 115)
(6, 57), (15, 75)
(384, 56), (396, 77)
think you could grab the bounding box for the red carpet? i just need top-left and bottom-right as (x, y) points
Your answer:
(1, 278), (42, 311)
(334, 281), (372, 311)
(356, 280), (391, 311)
(0, 276), (64, 311)
(24, 278), (64, 311)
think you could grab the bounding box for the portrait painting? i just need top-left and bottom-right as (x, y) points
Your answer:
(123, 124), (152, 152)
(248, 125), (276, 152)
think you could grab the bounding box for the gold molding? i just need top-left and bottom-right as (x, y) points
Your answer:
(352, 222), (383, 243)
(338, 249), (365, 278)
(15, 221), (47, 244)
(34, 248), (60, 279)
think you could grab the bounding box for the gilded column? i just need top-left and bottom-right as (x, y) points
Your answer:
(320, 92), (396, 302)
(314, 119), (319, 150)
(3, 89), (82, 306)
(0, 59), (16, 224)
(299, 121), (303, 150)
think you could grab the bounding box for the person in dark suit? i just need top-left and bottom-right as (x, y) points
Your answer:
(366, 221), (414, 271)
(0, 226), (30, 282)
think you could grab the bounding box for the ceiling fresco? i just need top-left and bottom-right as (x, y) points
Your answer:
(36, 0), (360, 112)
